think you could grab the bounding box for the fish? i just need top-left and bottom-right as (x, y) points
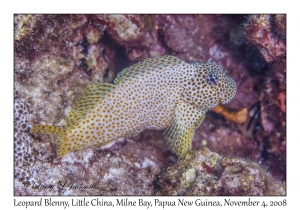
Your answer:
(31, 55), (237, 158)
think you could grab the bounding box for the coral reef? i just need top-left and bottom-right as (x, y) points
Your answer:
(243, 14), (286, 63)
(156, 147), (285, 196)
(14, 92), (36, 189)
(14, 14), (285, 195)
(243, 14), (286, 180)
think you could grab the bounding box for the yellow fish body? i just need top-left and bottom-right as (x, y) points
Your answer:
(31, 56), (236, 158)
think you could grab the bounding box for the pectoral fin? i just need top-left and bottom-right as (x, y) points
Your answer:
(164, 100), (206, 157)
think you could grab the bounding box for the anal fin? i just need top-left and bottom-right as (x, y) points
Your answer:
(124, 128), (145, 138)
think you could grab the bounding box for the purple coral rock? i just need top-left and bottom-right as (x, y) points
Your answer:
(243, 15), (286, 63)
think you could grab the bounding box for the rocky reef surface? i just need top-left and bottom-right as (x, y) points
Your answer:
(156, 147), (285, 196)
(14, 14), (286, 195)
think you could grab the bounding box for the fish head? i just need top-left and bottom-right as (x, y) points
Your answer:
(194, 59), (237, 110)
(219, 76), (237, 105)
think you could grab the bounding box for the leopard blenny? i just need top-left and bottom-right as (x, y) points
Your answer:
(31, 56), (237, 158)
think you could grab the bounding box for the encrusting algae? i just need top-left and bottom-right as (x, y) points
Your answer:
(31, 56), (237, 158)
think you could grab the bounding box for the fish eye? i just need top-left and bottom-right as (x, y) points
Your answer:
(205, 73), (219, 85)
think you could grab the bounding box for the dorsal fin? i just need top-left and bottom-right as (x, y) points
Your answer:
(114, 55), (185, 85)
(65, 83), (116, 129)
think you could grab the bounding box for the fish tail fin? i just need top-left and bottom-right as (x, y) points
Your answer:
(31, 125), (69, 158)
(31, 125), (65, 135)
